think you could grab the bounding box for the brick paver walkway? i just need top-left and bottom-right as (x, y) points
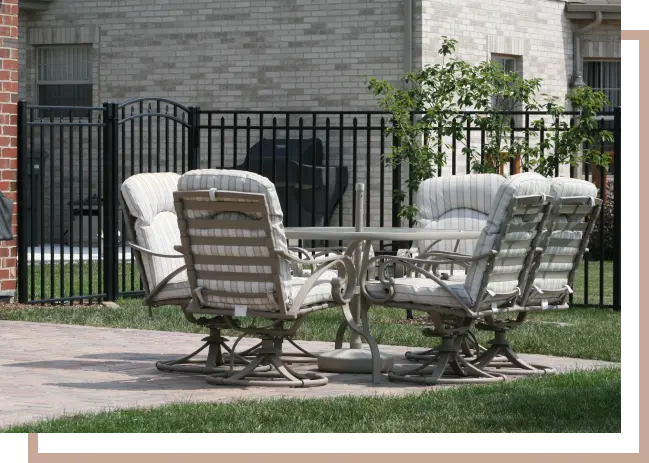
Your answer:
(0, 321), (617, 428)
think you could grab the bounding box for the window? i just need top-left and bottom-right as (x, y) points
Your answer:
(583, 60), (621, 111)
(491, 54), (524, 132)
(36, 45), (93, 117)
(583, 60), (619, 175)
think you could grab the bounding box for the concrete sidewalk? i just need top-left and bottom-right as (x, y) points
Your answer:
(0, 321), (617, 428)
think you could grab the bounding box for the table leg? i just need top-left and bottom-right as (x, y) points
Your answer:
(349, 238), (364, 349)
(317, 239), (394, 380)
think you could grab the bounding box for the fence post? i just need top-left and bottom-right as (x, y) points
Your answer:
(16, 101), (28, 303)
(188, 106), (200, 170)
(613, 106), (621, 311)
(391, 133), (401, 228)
(102, 102), (119, 301)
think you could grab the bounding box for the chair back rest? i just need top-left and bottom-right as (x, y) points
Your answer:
(416, 174), (504, 256)
(120, 172), (184, 294)
(175, 169), (293, 314)
(523, 178), (603, 307)
(463, 173), (553, 310)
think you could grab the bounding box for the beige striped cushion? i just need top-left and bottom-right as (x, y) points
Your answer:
(365, 273), (470, 307)
(121, 173), (190, 302)
(464, 172), (551, 307)
(416, 174), (504, 256)
(526, 177), (598, 305)
(177, 170), (294, 311)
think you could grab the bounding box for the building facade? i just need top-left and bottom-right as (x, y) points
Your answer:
(15, 0), (621, 246)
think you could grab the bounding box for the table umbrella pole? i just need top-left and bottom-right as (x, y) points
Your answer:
(349, 183), (365, 349)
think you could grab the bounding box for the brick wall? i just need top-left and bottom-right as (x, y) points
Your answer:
(0, 0), (18, 299)
(20, 0), (406, 235)
(16, 0), (621, 238)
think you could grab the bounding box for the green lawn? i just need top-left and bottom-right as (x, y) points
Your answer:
(20, 261), (141, 302)
(21, 259), (614, 305)
(3, 262), (620, 434)
(2, 368), (620, 433)
(1, 298), (621, 362)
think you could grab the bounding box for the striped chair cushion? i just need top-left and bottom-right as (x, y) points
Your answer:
(177, 170), (294, 311)
(290, 270), (338, 306)
(416, 174), (503, 256)
(526, 177), (598, 305)
(186, 270), (337, 313)
(464, 172), (551, 307)
(121, 172), (190, 301)
(365, 273), (470, 308)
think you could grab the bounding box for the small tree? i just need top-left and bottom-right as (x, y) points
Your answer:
(367, 37), (613, 222)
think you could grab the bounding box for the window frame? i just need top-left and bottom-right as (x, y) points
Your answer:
(582, 58), (619, 178)
(490, 53), (525, 130)
(35, 44), (94, 118)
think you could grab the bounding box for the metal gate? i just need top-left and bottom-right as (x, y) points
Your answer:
(16, 99), (621, 310)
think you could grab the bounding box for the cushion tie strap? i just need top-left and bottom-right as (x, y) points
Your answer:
(209, 188), (218, 201)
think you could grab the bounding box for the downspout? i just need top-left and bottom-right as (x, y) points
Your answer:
(404, 0), (413, 82)
(571, 10), (602, 179)
(572, 10), (603, 87)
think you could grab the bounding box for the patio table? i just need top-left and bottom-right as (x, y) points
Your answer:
(285, 184), (482, 376)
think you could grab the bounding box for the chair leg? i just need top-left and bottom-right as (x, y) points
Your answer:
(389, 336), (506, 385)
(206, 338), (328, 388)
(156, 328), (270, 375)
(224, 335), (318, 365)
(406, 327), (505, 364)
(472, 330), (556, 375)
(405, 333), (483, 361)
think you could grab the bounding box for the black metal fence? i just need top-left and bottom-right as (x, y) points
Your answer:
(16, 98), (621, 310)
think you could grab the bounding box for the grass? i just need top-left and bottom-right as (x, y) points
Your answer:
(21, 260), (613, 306)
(6, 260), (618, 362)
(2, 368), (620, 433)
(1, 298), (621, 362)
(21, 262), (141, 302)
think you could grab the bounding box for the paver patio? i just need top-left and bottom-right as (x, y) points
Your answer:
(0, 320), (617, 428)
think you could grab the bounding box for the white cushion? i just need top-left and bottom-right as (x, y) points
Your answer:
(186, 271), (337, 312)
(290, 270), (338, 306)
(416, 174), (503, 256)
(152, 280), (192, 304)
(526, 177), (598, 305)
(177, 169), (294, 311)
(464, 172), (551, 306)
(121, 173), (190, 302)
(366, 273), (471, 308)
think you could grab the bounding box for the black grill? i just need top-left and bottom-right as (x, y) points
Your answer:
(237, 138), (349, 227)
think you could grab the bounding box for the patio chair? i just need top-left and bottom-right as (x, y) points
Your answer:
(120, 172), (269, 374)
(121, 172), (356, 372)
(120, 172), (191, 310)
(361, 172), (553, 385)
(471, 177), (603, 374)
(403, 173), (504, 360)
(173, 169), (378, 387)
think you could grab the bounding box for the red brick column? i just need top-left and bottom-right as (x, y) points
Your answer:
(0, 0), (18, 301)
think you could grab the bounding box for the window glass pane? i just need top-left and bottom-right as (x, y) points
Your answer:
(491, 55), (522, 119)
(38, 84), (93, 117)
(37, 45), (92, 82)
(583, 60), (620, 111)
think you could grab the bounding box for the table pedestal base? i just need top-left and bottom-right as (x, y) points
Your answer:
(317, 348), (395, 374)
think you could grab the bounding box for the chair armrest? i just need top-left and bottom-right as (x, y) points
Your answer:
(127, 241), (184, 259)
(280, 251), (357, 309)
(279, 251), (349, 266)
(359, 254), (479, 317)
(416, 249), (476, 262)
